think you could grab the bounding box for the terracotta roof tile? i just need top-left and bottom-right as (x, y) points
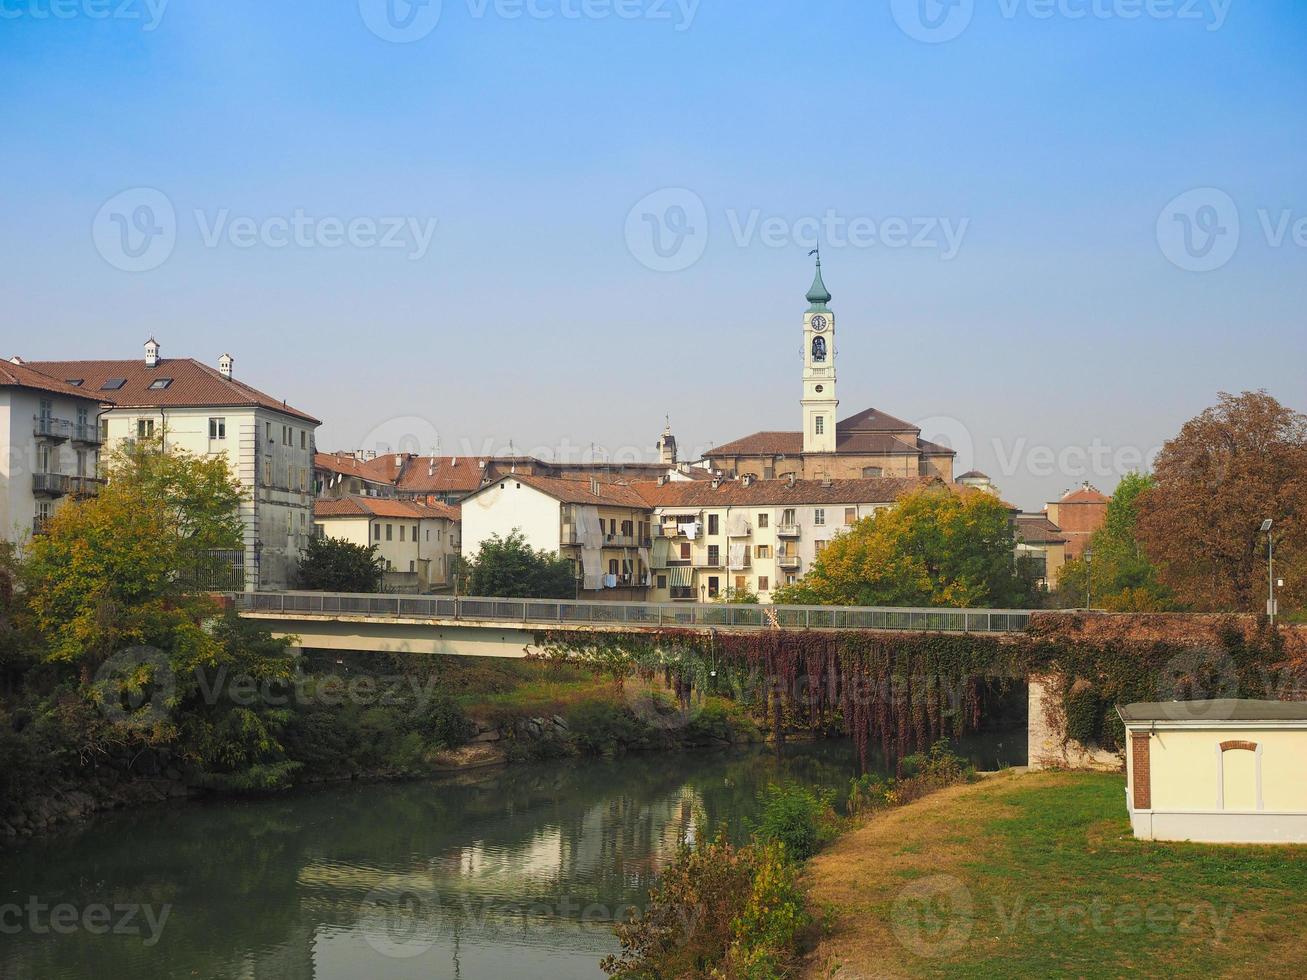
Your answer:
(314, 496), (459, 520)
(23, 357), (319, 424)
(1016, 515), (1068, 544)
(1, 359), (111, 401)
(708, 407), (955, 459)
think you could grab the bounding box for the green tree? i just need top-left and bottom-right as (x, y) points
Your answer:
(23, 438), (244, 687)
(294, 534), (385, 592)
(772, 486), (1036, 608)
(1055, 473), (1173, 611)
(464, 531), (576, 598)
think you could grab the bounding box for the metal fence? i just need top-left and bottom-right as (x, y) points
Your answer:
(232, 591), (1032, 633)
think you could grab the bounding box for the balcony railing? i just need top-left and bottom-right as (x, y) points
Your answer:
(32, 473), (67, 497)
(232, 591), (1037, 633)
(67, 476), (105, 497)
(695, 553), (726, 568)
(34, 417), (72, 441)
(777, 555), (801, 570)
(32, 515), (52, 536)
(776, 524), (800, 537)
(72, 423), (102, 445)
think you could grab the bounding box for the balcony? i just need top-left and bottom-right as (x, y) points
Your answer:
(72, 423), (102, 445)
(32, 515), (51, 536)
(34, 417), (72, 442)
(777, 524), (800, 538)
(32, 473), (67, 497)
(695, 553), (726, 568)
(604, 534), (638, 548)
(67, 476), (105, 498)
(777, 555), (801, 570)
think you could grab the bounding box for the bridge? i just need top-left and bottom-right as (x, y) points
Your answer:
(232, 591), (1034, 658)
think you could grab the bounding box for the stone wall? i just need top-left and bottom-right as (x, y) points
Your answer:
(1027, 674), (1121, 772)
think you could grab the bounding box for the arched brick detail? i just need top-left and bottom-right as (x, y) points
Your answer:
(1220, 740), (1258, 753)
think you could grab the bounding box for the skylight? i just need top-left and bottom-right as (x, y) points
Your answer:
(100, 378), (126, 391)
(148, 378), (173, 389)
(65, 379), (83, 386)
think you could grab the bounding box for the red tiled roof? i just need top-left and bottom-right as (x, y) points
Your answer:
(23, 357), (319, 424)
(1056, 484), (1110, 505)
(471, 472), (653, 508)
(708, 407), (955, 459)
(1, 359), (111, 401)
(1016, 515), (1068, 545)
(396, 457), (501, 494)
(314, 496), (459, 521)
(633, 476), (938, 508)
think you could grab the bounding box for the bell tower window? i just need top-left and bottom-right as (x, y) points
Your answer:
(811, 336), (827, 362)
(815, 416), (825, 436)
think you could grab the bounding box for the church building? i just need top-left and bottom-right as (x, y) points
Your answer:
(704, 257), (956, 482)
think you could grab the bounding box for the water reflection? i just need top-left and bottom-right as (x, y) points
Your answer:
(0, 735), (1022, 980)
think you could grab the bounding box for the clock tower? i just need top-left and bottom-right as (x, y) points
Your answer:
(801, 252), (838, 454)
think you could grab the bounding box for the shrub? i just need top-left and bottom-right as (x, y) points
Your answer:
(753, 783), (837, 861)
(602, 830), (809, 980)
(565, 698), (655, 755)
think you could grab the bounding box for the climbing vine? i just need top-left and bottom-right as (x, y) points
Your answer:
(539, 615), (1303, 765)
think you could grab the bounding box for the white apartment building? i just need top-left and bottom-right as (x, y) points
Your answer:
(24, 341), (320, 591)
(1, 359), (111, 545)
(313, 496), (461, 593)
(643, 476), (935, 602)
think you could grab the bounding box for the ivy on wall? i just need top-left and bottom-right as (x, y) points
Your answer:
(539, 616), (1301, 767)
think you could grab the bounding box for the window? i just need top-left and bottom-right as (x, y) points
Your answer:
(426, 529), (431, 542)
(386, 524), (393, 541)
(76, 450), (87, 477)
(209, 417), (226, 440)
(608, 559), (619, 575)
(862, 466), (883, 478)
(136, 418), (155, 439)
(77, 407), (89, 426)
(657, 574), (668, 590)
(680, 542), (691, 560)
(845, 507), (857, 525)
(755, 545), (770, 559)
(815, 416), (825, 435)
(757, 513), (769, 528)
(66, 379), (83, 387)
(621, 519), (634, 537)
(148, 378), (172, 389)
(399, 525), (405, 542)
(409, 560), (415, 573)
(707, 576), (720, 598)
(735, 576), (747, 592)
(815, 540), (829, 554)
(758, 576), (769, 592)
(100, 378), (126, 391)
(782, 508), (796, 525)
(266, 422), (273, 442)
(708, 545), (720, 566)
(814, 508), (826, 526)
(707, 514), (719, 535)
(98, 418), (108, 442)
(300, 431), (307, 449)
(263, 458), (272, 485)
(374, 524), (381, 541)
(786, 574), (796, 585)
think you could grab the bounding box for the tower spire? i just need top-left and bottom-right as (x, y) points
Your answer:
(806, 247), (831, 312)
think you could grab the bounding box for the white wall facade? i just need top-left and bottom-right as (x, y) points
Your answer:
(1, 387), (104, 547)
(315, 513), (460, 592)
(460, 479), (563, 559)
(101, 405), (317, 590)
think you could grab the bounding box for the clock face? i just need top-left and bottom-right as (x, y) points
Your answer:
(811, 315), (828, 333)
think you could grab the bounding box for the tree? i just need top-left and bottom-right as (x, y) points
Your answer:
(772, 486), (1037, 608)
(1055, 473), (1173, 611)
(23, 438), (245, 686)
(1135, 391), (1307, 613)
(463, 531), (576, 599)
(295, 535), (384, 592)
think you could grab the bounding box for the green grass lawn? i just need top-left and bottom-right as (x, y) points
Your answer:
(806, 771), (1307, 979)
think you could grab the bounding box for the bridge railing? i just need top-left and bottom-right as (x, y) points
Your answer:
(233, 591), (1032, 633)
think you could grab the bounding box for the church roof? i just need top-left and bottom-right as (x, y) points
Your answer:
(708, 408), (956, 460)
(806, 255), (831, 311)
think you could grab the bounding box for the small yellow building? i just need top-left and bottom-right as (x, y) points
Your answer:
(1119, 699), (1307, 844)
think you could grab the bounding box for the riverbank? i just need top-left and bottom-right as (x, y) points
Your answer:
(802, 770), (1307, 978)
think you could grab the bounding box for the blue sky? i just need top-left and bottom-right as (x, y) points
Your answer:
(2, 0), (1304, 508)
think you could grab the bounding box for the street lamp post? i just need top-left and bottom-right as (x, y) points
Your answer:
(1261, 519), (1276, 624)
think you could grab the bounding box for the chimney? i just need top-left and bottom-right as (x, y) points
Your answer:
(711, 476), (722, 489)
(218, 353), (233, 379)
(741, 474), (754, 488)
(144, 337), (160, 368)
(787, 473), (797, 489)
(590, 477), (601, 497)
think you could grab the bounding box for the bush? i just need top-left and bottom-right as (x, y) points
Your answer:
(602, 830), (809, 979)
(565, 698), (655, 755)
(753, 783), (837, 861)
(849, 742), (976, 816)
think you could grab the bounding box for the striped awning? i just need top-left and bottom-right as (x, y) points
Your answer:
(665, 565), (694, 588)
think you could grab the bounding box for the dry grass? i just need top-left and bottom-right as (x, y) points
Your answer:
(802, 770), (1307, 979)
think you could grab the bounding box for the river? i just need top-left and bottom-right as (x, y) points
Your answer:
(0, 733), (1022, 979)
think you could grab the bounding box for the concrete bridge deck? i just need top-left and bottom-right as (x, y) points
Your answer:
(232, 592), (1034, 657)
